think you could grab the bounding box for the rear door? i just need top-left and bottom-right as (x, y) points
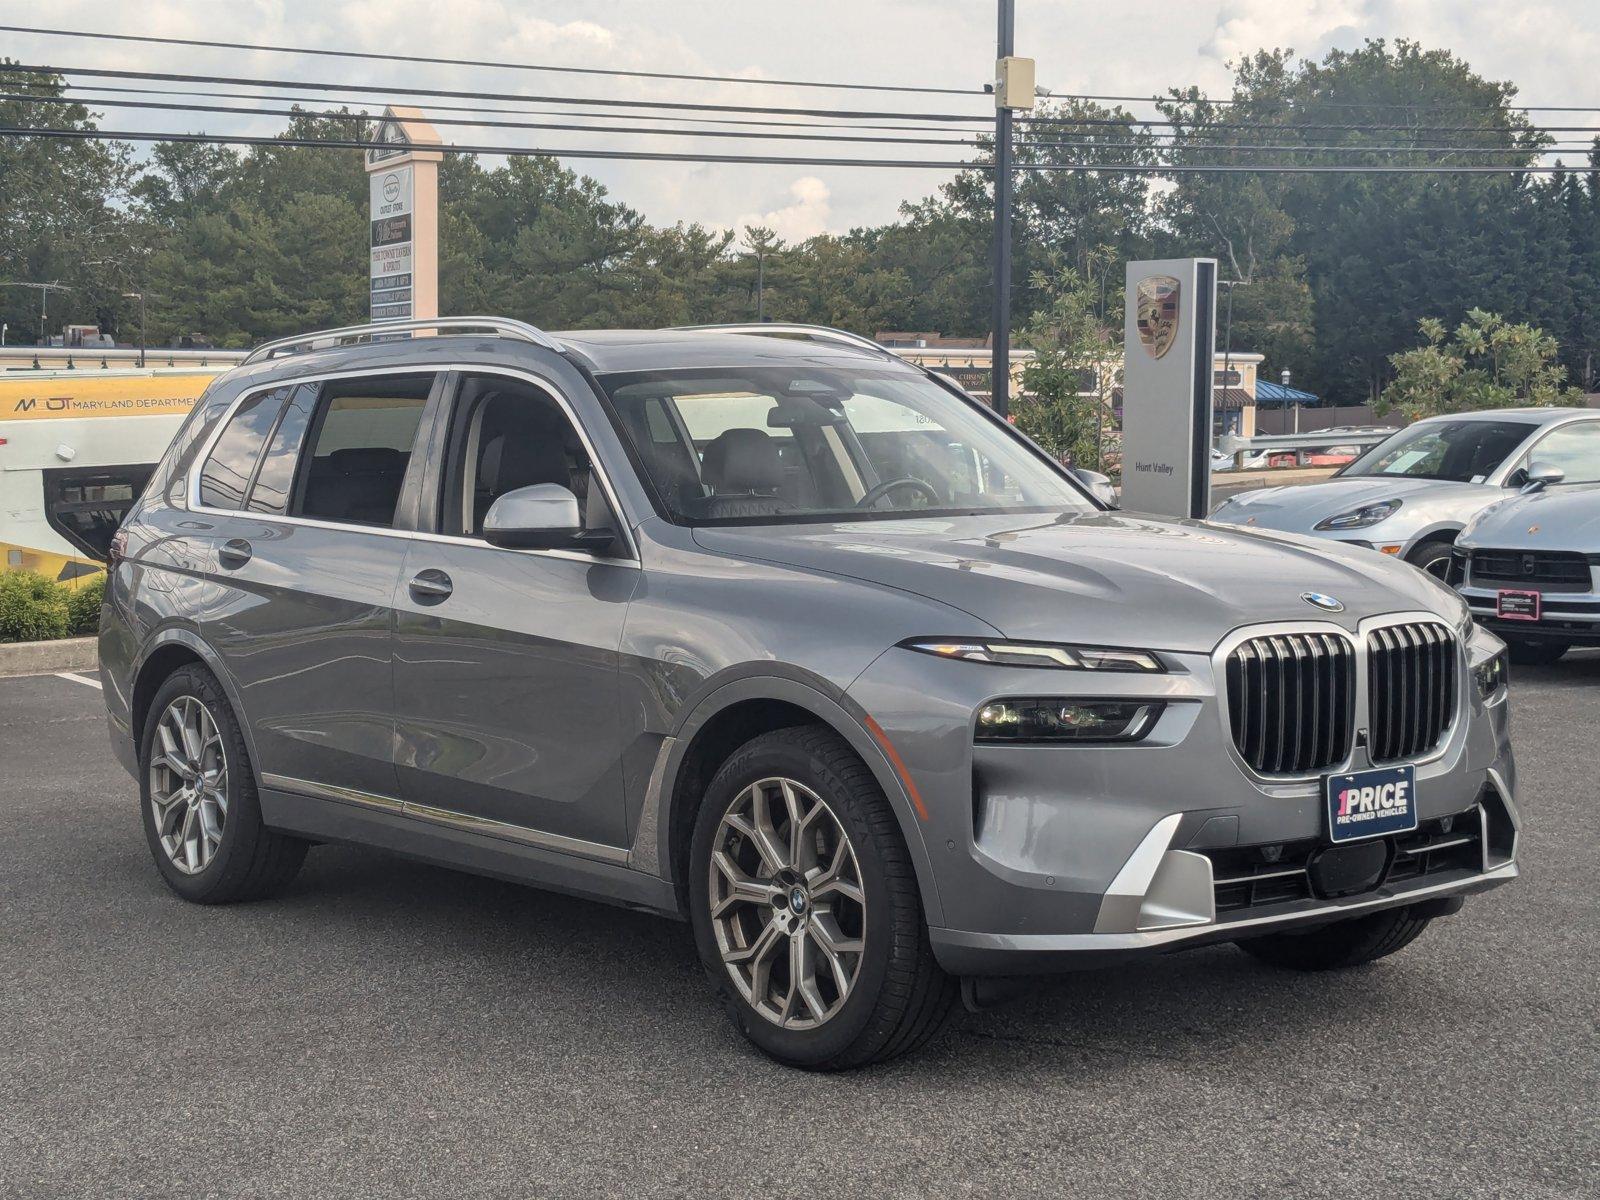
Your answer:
(391, 369), (640, 853)
(191, 370), (440, 801)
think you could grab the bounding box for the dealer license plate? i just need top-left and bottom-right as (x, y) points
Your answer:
(1497, 589), (1541, 621)
(1325, 765), (1418, 844)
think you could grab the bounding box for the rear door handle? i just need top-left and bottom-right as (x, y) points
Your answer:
(409, 569), (453, 604)
(218, 538), (253, 569)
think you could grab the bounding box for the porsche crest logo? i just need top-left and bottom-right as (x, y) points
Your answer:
(1135, 275), (1181, 358)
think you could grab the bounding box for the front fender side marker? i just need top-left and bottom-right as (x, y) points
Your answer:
(862, 714), (929, 821)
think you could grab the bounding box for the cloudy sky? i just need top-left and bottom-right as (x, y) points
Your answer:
(5, 1), (1598, 239)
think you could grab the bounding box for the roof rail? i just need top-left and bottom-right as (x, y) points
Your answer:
(242, 316), (563, 365)
(666, 323), (898, 361)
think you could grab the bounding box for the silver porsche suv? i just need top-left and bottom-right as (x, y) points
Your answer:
(99, 318), (1520, 1069)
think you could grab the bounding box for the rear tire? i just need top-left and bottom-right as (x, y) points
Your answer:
(1236, 906), (1432, 971)
(1506, 637), (1569, 666)
(688, 725), (956, 1070)
(138, 665), (307, 903)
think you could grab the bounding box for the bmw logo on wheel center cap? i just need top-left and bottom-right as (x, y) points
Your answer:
(1301, 592), (1344, 612)
(789, 887), (808, 915)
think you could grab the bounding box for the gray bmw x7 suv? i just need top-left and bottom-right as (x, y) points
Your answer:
(100, 317), (1521, 1069)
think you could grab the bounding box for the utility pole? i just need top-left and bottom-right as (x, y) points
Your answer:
(123, 292), (147, 367)
(1218, 279), (1250, 442)
(0, 280), (71, 344)
(756, 246), (766, 322)
(990, 1), (1016, 419)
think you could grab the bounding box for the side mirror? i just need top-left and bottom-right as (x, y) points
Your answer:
(1521, 461), (1566, 494)
(483, 483), (611, 551)
(1071, 467), (1119, 508)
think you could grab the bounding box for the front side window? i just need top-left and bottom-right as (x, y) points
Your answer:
(198, 388), (289, 510)
(1339, 419), (1537, 483)
(438, 374), (611, 540)
(1522, 421), (1600, 484)
(293, 375), (433, 527)
(600, 366), (1092, 524)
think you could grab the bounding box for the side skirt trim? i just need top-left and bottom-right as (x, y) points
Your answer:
(260, 772), (630, 865)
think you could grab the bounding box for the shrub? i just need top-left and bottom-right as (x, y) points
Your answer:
(0, 571), (71, 643)
(65, 575), (107, 636)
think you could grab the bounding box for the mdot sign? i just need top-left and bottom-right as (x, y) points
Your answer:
(1119, 258), (1218, 519)
(363, 106), (441, 326)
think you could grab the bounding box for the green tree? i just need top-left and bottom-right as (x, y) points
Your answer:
(1014, 265), (1120, 470)
(0, 65), (143, 344)
(1377, 309), (1577, 420)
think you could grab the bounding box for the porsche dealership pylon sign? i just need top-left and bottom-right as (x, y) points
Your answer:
(1120, 259), (1218, 519)
(1134, 274), (1181, 359)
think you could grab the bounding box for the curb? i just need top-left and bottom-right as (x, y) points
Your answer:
(0, 636), (99, 678)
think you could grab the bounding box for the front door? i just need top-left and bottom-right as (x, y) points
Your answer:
(391, 371), (639, 852)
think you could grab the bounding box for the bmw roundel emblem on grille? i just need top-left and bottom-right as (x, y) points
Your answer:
(1301, 592), (1344, 612)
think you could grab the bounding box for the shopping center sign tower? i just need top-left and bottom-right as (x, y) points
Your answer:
(364, 107), (442, 324)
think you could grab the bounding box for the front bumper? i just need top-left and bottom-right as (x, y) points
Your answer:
(930, 776), (1519, 974)
(848, 627), (1518, 976)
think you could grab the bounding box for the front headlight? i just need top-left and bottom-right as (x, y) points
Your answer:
(1315, 499), (1403, 531)
(1473, 650), (1508, 701)
(975, 699), (1165, 743)
(905, 639), (1165, 672)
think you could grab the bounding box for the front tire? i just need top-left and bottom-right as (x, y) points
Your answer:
(688, 725), (956, 1070)
(1236, 905), (1433, 971)
(1405, 537), (1455, 580)
(138, 665), (307, 903)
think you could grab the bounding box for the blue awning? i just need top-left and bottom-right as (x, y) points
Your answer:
(1254, 379), (1319, 404)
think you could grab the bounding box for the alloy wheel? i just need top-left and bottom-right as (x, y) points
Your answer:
(708, 777), (866, 1030)
(148, 695), (229, 875)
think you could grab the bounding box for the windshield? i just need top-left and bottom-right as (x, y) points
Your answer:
(1338, 419), (1536, 482)
(599, 365), (1096, 524)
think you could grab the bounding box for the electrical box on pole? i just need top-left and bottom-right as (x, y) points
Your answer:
(994, 57), (1036, 110)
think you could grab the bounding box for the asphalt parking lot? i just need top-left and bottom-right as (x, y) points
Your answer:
(3, 658), (1597, 1199)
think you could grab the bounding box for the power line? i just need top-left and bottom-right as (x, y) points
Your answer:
(55, 82), (996, 134)
(0, 22), (981, 97)
(2, 123), (1591, 174)
(0, 91), (984, 149)
(1035, 89), (1600, 115)
(4, 62), (990, 123)
(15, 91), (1589, 158)
(1019, 112), (1594, 135)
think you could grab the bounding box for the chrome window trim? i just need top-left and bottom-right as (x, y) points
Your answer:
(260, 772), (630, 865)
(1212, 610), (1463, 787)
(185, 362), (641, 566)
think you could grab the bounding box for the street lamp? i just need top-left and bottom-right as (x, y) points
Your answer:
(122, 292), (147, 367)
(1282, 368), (1299, 435)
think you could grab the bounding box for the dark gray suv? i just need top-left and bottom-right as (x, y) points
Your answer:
(100, 318), (1521, 1069)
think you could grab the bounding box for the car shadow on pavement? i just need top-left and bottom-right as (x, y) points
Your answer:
(263, 839), (1383, 1079)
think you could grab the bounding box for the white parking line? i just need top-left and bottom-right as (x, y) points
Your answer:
(56, 672), (102, 691)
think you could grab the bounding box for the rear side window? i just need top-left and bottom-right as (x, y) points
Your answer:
(198, 388), (290, 510)
(247, 384), (318, 515)
(292, 375), (433, 527)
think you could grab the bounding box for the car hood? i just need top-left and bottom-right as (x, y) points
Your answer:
(692, 512), (1462, 653)
(1209, 476), (1485, 529)
(1462, 482), (1600, 547)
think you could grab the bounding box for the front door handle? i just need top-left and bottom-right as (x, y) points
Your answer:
(218, 538), (253, 569)
(409, 569), (453, 604)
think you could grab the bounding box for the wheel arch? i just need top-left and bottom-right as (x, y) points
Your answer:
(649, 674), (944, 926)
(130, 629), (259, 769)
(1402, 523), (1463, 558)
